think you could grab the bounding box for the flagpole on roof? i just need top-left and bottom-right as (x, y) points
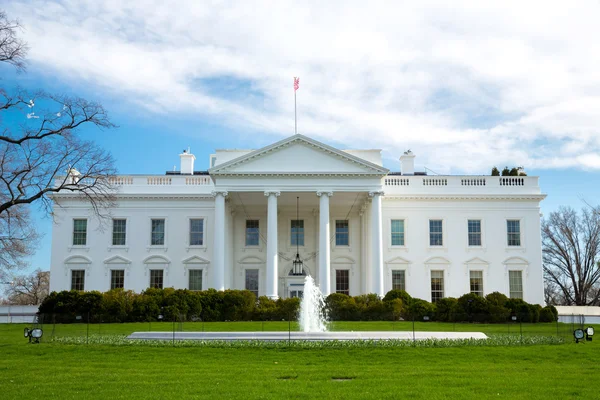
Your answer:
(294, 77), (299, 134)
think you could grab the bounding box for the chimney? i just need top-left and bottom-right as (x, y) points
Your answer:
(400, 150), (415, 175)
(179, 148), (195, 175)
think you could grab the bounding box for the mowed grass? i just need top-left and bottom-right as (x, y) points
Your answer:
(10, 319), (588, 338)
(1, 322), (599, 399)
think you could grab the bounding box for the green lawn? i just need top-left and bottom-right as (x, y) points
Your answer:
(1, 322), (598, 399)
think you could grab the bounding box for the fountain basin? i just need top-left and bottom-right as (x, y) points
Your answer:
(127, 331), (488, 341)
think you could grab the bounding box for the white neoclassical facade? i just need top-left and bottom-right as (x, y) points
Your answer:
(49, 134), (546, 304)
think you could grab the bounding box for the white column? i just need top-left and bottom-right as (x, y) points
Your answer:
(359, 204), (368, 294)
(317, 191), (332, 296)
(369, 191), (384, 297)
(265, 191), (280, 299)
(212, 190), (228, 291)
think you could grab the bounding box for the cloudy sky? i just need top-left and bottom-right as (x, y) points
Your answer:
(3, 0), (600, 271)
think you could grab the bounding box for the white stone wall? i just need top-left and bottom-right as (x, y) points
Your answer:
(50, 195), (544, 304)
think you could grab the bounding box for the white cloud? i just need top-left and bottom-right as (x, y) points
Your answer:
(5, 0), (600, 173)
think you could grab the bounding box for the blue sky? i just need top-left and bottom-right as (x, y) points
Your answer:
(2, 0), (600, 274)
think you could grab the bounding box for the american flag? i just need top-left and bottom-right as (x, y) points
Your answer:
(294, 77), (300, 91)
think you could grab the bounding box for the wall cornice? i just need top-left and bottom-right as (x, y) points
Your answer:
(383, 194), (547, 201)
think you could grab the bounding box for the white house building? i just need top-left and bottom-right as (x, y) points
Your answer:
(49, 134), (546, 304)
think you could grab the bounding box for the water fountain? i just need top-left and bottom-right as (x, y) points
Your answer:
(298, 275), (327, 332)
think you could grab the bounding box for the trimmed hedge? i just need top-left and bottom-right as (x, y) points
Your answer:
(38, 288), (557, 323)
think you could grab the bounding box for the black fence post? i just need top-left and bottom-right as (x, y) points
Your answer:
(519, 316), (523, 344)
(288, 311), (291, 346)
(172, 318), (175, 347)
(86, 312), (90, 345)
(412, 314), (415, 343)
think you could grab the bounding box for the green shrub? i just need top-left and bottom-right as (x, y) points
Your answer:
(275, 297), (301, 320)
(354, 294), (387, 320)
(456, 293), (490, 322)
(485, 292), (508, 307)
(435, 297), (458, 322)
(325, 293), (352, 321)
(539, 306), (557, 322)
(254, 296), (277, 321)
(222, 290), (255, 321)
(407, 298), (435, 320)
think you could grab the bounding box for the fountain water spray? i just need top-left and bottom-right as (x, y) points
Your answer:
(298, 275), (328, 332)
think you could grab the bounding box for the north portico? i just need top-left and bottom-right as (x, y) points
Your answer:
(50, 133), (546, 304)
(208, 134), (389, 299)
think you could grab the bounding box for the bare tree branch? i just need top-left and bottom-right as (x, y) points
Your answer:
(3, 269), (49, 305)
(543, 205), (600, 305)
(0, 10), (117, 276)
(0, 11), (28, 71)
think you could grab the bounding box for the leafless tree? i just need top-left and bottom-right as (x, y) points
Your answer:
(542, 205), (600, 306)
(0, 10), (116, 277)
(0, 11), (27, 71)
(4, 269), (49, 305)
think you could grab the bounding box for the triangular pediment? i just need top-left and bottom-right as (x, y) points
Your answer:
(385, 256), (411, 264)
(464, 257), (489, 265)
(209, 134), (388, 176)
(182, 255), (210, 264)
(103, 255), (132, 264)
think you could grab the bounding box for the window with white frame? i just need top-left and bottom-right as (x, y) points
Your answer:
(507, 220), (521, 246)
(429, 220), (443, 246)
(151, 219), (165, 246)
(188, 270), (203, 291)
(470, 270), (483, 296)
(245, 220), (259, 246)
(336, 270), (350, 295)
(468, 219), (481, 246)
(391, 219), (405, 246)
(391, 270), (405, 291)
(245, 269), (259, 297)
(73, 219), (87, 246)
(431, 270), (444, 303)
(335, 220), (349, 246)
(291, 220), (304, 246)
(189, 219), (204, 246)
(509, 270), (523, 299)
(149, 269), (164, 289)
(110, 270), (125, 290)
(112, 219), (126, 246)
(71, 270), (85, 291)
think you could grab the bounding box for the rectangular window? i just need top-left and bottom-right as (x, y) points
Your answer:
(392, 270), (406, 291)
(149, 270), (164, 289)
(71, 270), (85, 291)
(110, 270), (125, 290)
(468, 219), (481, 246)
(245, 269), (259, 298)
(188, 270), (203, 291)
(429, 220), (443, 246)
(245, 220), (259, 246)
(73, 219), (87, 246)
(291, 220), (304, 246)
(391, 219), (405, 246)
(335, 220), (349, 246)
(336, 270), (350, 295)
(470, 270), (483, 296)
(189, 219), (204, 246)
(507, 220), (521, 246)
(509, 270), (523, 299)
(151, 219), (165, 246)
(112, 219), (127, 246)
(431, 270), (444, 303)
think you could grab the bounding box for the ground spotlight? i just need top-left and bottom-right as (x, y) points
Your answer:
(23, 327), (43, 344)
(586, 327), (594, 342)
(574, 329), (585, 343)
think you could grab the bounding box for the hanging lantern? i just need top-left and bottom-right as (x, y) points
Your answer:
(292, 196), (304, 276)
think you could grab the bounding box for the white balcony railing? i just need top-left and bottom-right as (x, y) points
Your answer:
(383, 175), (541, 195)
